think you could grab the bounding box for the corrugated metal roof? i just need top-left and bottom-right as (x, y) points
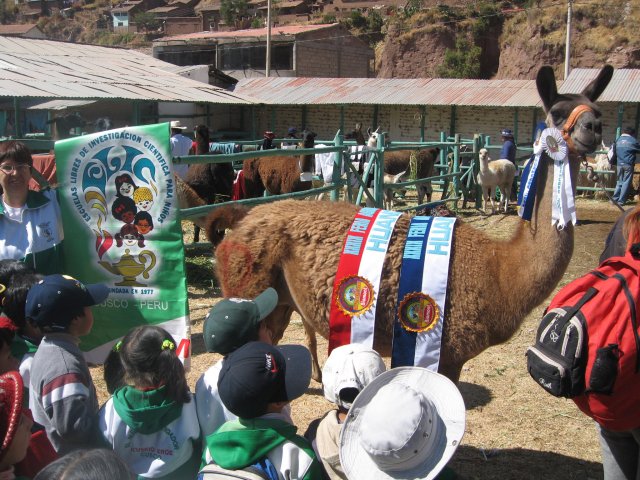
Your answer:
(233, 77), (545, 107)
(560, 68), (640, 103)
(27, 99), (96, 110)
(0, 24), (40, 35)
(0, 36), (256, 104)
(156, 23), (336, 42)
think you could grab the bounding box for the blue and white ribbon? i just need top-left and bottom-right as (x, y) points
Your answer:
(518, 128), (576, 229)
(391, 216), (456, 370)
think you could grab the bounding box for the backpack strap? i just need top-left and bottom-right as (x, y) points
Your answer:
(591, 268), (640, 373)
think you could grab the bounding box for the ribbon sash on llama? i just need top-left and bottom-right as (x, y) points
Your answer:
(55, 123), (190, 364)
(329, 208), (402, 352)
(518, 127), (576, 229)
(391, 216), (456, 370)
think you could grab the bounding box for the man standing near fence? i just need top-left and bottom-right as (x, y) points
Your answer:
(500, 128), (518, 200)
(611, 127), (640, 207)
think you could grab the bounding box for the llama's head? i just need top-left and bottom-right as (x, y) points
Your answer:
(300, 130), (316, 149)
(367, 127), (381, 148)
(345, 123), (366, 145)
(479, 148), (490, 162)
(536, 65), (613, 155)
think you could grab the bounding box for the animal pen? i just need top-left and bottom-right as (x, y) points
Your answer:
(177, 130), (614, 231)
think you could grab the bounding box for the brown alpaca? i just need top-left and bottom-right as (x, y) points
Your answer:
(384, 148), (440, 205)
(207, 65), (614, 382)
(175, 175), (208, 231)
(242, 130), (317, 197)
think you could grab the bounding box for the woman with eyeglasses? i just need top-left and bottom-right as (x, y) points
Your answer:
(0, 141), (64, 274)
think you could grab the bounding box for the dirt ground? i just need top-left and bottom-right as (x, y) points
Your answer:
(90, 195), (625, 480)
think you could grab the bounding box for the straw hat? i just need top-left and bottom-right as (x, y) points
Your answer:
(340, 367), (465, 480)
(170, 120), (188, 130)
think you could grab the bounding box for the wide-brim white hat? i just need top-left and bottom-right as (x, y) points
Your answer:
(170, 120), (188, 130)
(340, 367), (465, 480)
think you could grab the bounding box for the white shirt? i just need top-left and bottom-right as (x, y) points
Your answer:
(170, 133), (193, 179)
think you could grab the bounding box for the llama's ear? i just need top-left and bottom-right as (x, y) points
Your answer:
(367, 127), (372, 136)
(581, 64), (613, 102)
(375, 126), (381, 133)
(536, 65), (558, 113)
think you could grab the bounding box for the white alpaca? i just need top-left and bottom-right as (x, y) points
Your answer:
(383, 170), (409, 210)
(476, 148), (517, 214)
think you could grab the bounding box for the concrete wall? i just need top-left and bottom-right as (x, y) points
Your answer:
(236, 103), (636, 151)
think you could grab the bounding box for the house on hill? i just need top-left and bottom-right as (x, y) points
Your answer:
(0, 24), (46, 39)
(112, 0), (165, 32)
(152, 23), (374, 78)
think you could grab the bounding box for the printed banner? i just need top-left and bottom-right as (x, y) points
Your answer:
(55, 123), (190, 365)
(391, 216), (456, 370)
(329, 208), (402, 352)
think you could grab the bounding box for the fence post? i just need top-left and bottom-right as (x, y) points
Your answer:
(374, 132), (385, 208)
(331, 130), (344, 202)
(452, 133), (461, 199)
(473, 135), (483, 209)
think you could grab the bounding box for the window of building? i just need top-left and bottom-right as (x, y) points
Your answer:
(157, 48), (217, 67)
(220, 43), (292, 70)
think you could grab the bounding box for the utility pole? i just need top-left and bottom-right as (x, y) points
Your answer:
(564, 0), (573, 80)
(266, 0), (272, 77)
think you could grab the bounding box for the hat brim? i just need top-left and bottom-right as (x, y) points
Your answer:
(85, 283), (109, 305)
(278, 344), (312, 401)
(253, 287), (278, 320)
(340, 367), (465, 480)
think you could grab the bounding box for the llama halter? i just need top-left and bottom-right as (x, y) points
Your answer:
(561, 104), (594, 153)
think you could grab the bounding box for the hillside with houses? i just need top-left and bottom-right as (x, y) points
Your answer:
(0, 0), (638, 81)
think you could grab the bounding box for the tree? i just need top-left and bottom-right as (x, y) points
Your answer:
(133, 11), (159, 32)
(436, 38), (482, 79)
(220, 0), (248, 28)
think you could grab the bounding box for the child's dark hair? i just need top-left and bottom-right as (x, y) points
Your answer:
(33, 448), (134, 480)
(104, 326), (189, 403)
(0, 259), (32, 288)
(3, 272), (43, 332)
(0, 321), (15, 350)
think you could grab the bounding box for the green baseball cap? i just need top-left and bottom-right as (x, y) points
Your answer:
(204, 288), (278, 354)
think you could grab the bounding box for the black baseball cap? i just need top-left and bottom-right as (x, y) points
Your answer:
(25, 274), (109, 331)
(217, 341), (312, 419)
(203, 288), (278, 354)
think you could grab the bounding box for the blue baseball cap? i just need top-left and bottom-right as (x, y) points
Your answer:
(287, 127), (297, 135)
(25, 274), (109, 331)
(501, 128), (514, 137)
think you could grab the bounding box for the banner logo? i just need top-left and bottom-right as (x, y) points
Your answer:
(336, 275), (375, 317)
(398, 292), (440, 333)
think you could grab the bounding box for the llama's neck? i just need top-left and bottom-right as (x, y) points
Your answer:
(300, 153), (314, 174)
(496, 154), (579, 315)
(478, 156), (490, 174)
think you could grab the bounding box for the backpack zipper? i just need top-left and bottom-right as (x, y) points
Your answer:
(527, 346), (566, 377)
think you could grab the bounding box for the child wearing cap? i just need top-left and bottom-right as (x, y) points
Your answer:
(305, 344), (386, 480)
(200, 341), (322, 480)
(0, 371), (35, 479)
(25, 274), (109, 455)
(194, 288), (278, 439)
